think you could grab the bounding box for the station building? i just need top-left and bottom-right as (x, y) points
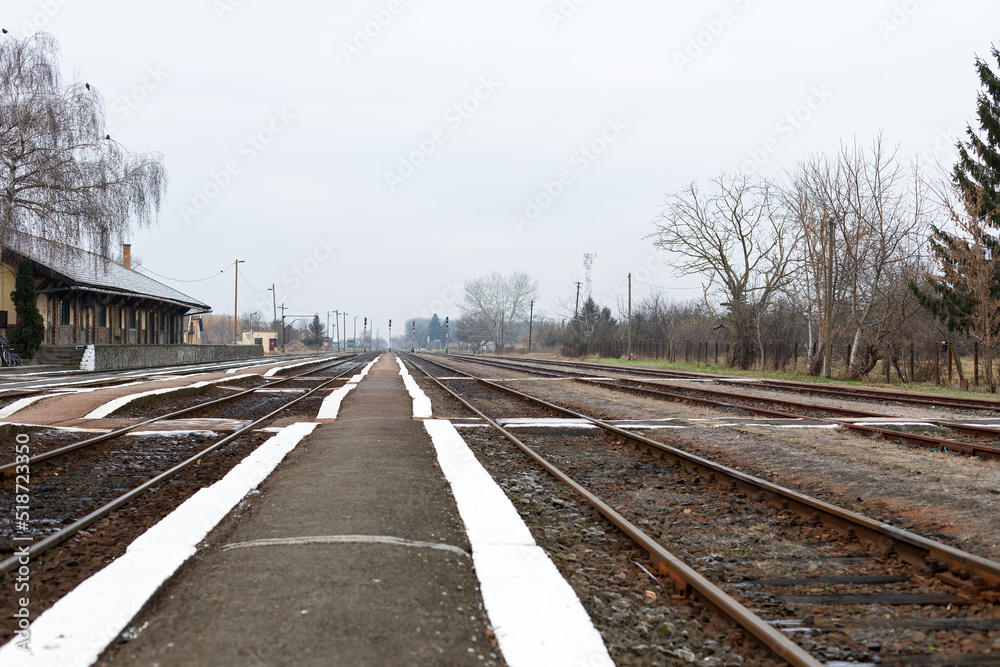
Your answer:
(0, 236), (210, 352)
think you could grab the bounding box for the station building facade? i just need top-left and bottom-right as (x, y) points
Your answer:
(0, 236), (210, 347)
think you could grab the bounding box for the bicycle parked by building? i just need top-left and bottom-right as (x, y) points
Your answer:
(0, 337), (24, 367)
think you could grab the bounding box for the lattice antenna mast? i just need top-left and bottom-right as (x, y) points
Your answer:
(583, 252), (597, 299)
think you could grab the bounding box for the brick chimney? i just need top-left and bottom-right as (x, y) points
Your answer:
(123, 244), (131, 269)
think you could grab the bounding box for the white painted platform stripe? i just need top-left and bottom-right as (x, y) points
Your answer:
(262, 355), (338, 377)
(315, 356), (380, 419)
(0, 395), (51, 419)
(82, 374), (256, 419)
(0, 421), (320, 667)
(424, 418), (614, 667)
(396, 357), (432, 418)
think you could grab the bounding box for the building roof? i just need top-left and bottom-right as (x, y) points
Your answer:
(5, 234), (210, 313)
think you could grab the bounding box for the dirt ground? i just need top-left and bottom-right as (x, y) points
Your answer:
(435, 356), (1000, 563)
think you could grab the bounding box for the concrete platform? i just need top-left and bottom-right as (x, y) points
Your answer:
(99, 354), (502, 666)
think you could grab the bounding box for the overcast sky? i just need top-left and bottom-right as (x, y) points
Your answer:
(5, 0), (998, 342)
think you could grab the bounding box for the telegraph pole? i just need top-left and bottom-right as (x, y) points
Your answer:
(233, 259), (245, 344)
(528, 300), (534, 352)
(627, 273), (633, 361)
(268, 285), (277, 336)
(279, 303), (288, 352)
(574, 282), (582, 318)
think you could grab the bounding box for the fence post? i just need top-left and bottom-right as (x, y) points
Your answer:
(975, 341), (980, 386)
(935, 344), (941, 385)
(909, 342), (915, 383)
(714, 341), (719, 366)
(947, 342), (953, 386)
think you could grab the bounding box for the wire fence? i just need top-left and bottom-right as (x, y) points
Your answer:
(584, 339), (997, 389)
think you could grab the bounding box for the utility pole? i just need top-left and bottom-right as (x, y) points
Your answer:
(233, 259), (244, 344)
(627, 273), (633, 361)
(574, 282), (582, 318)
(332, 310), (340, 351)
(267, 285), (277, 335)
(279, 303), (287, 352)
(343, 312), (348, 352)
(825, 212), (835, 378)
(528, 300), (534, 352)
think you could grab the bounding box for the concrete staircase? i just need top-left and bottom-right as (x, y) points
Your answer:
(35, 345), (87, 368)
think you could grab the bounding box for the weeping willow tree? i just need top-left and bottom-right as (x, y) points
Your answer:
(0, 32), (166, 258)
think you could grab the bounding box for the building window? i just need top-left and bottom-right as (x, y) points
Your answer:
(128, 308), (136, 329)
(97, 304), (107, 328)
(0, 311), (7, 329)
(60, 298), (70, 325)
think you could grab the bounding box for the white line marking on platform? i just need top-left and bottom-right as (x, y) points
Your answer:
(397, 357), (432, 419)
(221, 534), (469, 557)
(425, 419), (614, 667)
(262, 356), (338, 377)
(82, 374), (256, 419)
(0, 421), (320, 667)
(0, 395), (50, 419)
(316, 356), (380, 419)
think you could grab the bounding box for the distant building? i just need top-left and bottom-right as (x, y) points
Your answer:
(0, 235), (210, 346)
(240, 330), (277, 353)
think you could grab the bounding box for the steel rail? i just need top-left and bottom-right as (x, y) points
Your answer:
(400, 353), (821, 667)
(0, 355), (372, 577)
(450, 354), (1000, 460)
(406, 353), (1000, 595)
(726, 378), (1000, 412)
(0, 353), (361, 476)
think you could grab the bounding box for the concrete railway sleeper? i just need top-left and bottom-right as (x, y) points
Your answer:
(406, 354), (1000, 597)
(406, 353), (1000, 663)
(401, 353), (820, 666)
(0, 353), (362, 476)
(452, 354), (1000, 461)
(0, 353), (376, 579)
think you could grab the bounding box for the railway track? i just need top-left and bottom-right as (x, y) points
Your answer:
(403, 352), (1000, 666)
(450, 354), (1000, 461)
(0, 353), (376, 641)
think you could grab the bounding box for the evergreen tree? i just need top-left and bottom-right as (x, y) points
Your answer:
(9, 260), (44, 360)
(912, 46), (1000, 333)
(428, 314), (444, 346)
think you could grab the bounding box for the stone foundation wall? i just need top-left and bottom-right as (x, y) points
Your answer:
(80, 344), (263, 371)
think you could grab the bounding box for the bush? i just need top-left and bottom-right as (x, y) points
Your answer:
(10, 260), (44, 360)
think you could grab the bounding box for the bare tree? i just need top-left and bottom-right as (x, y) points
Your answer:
(0, 32), (166, 257)
(649, 172), (798, 368)
(461, 271), (539, 351)
(240, 309), (266, 331)
(783, 136), (928, 378)
(839, 136), (927, 377)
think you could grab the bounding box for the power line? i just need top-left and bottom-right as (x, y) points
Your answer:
(137, 264), (229, 283)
